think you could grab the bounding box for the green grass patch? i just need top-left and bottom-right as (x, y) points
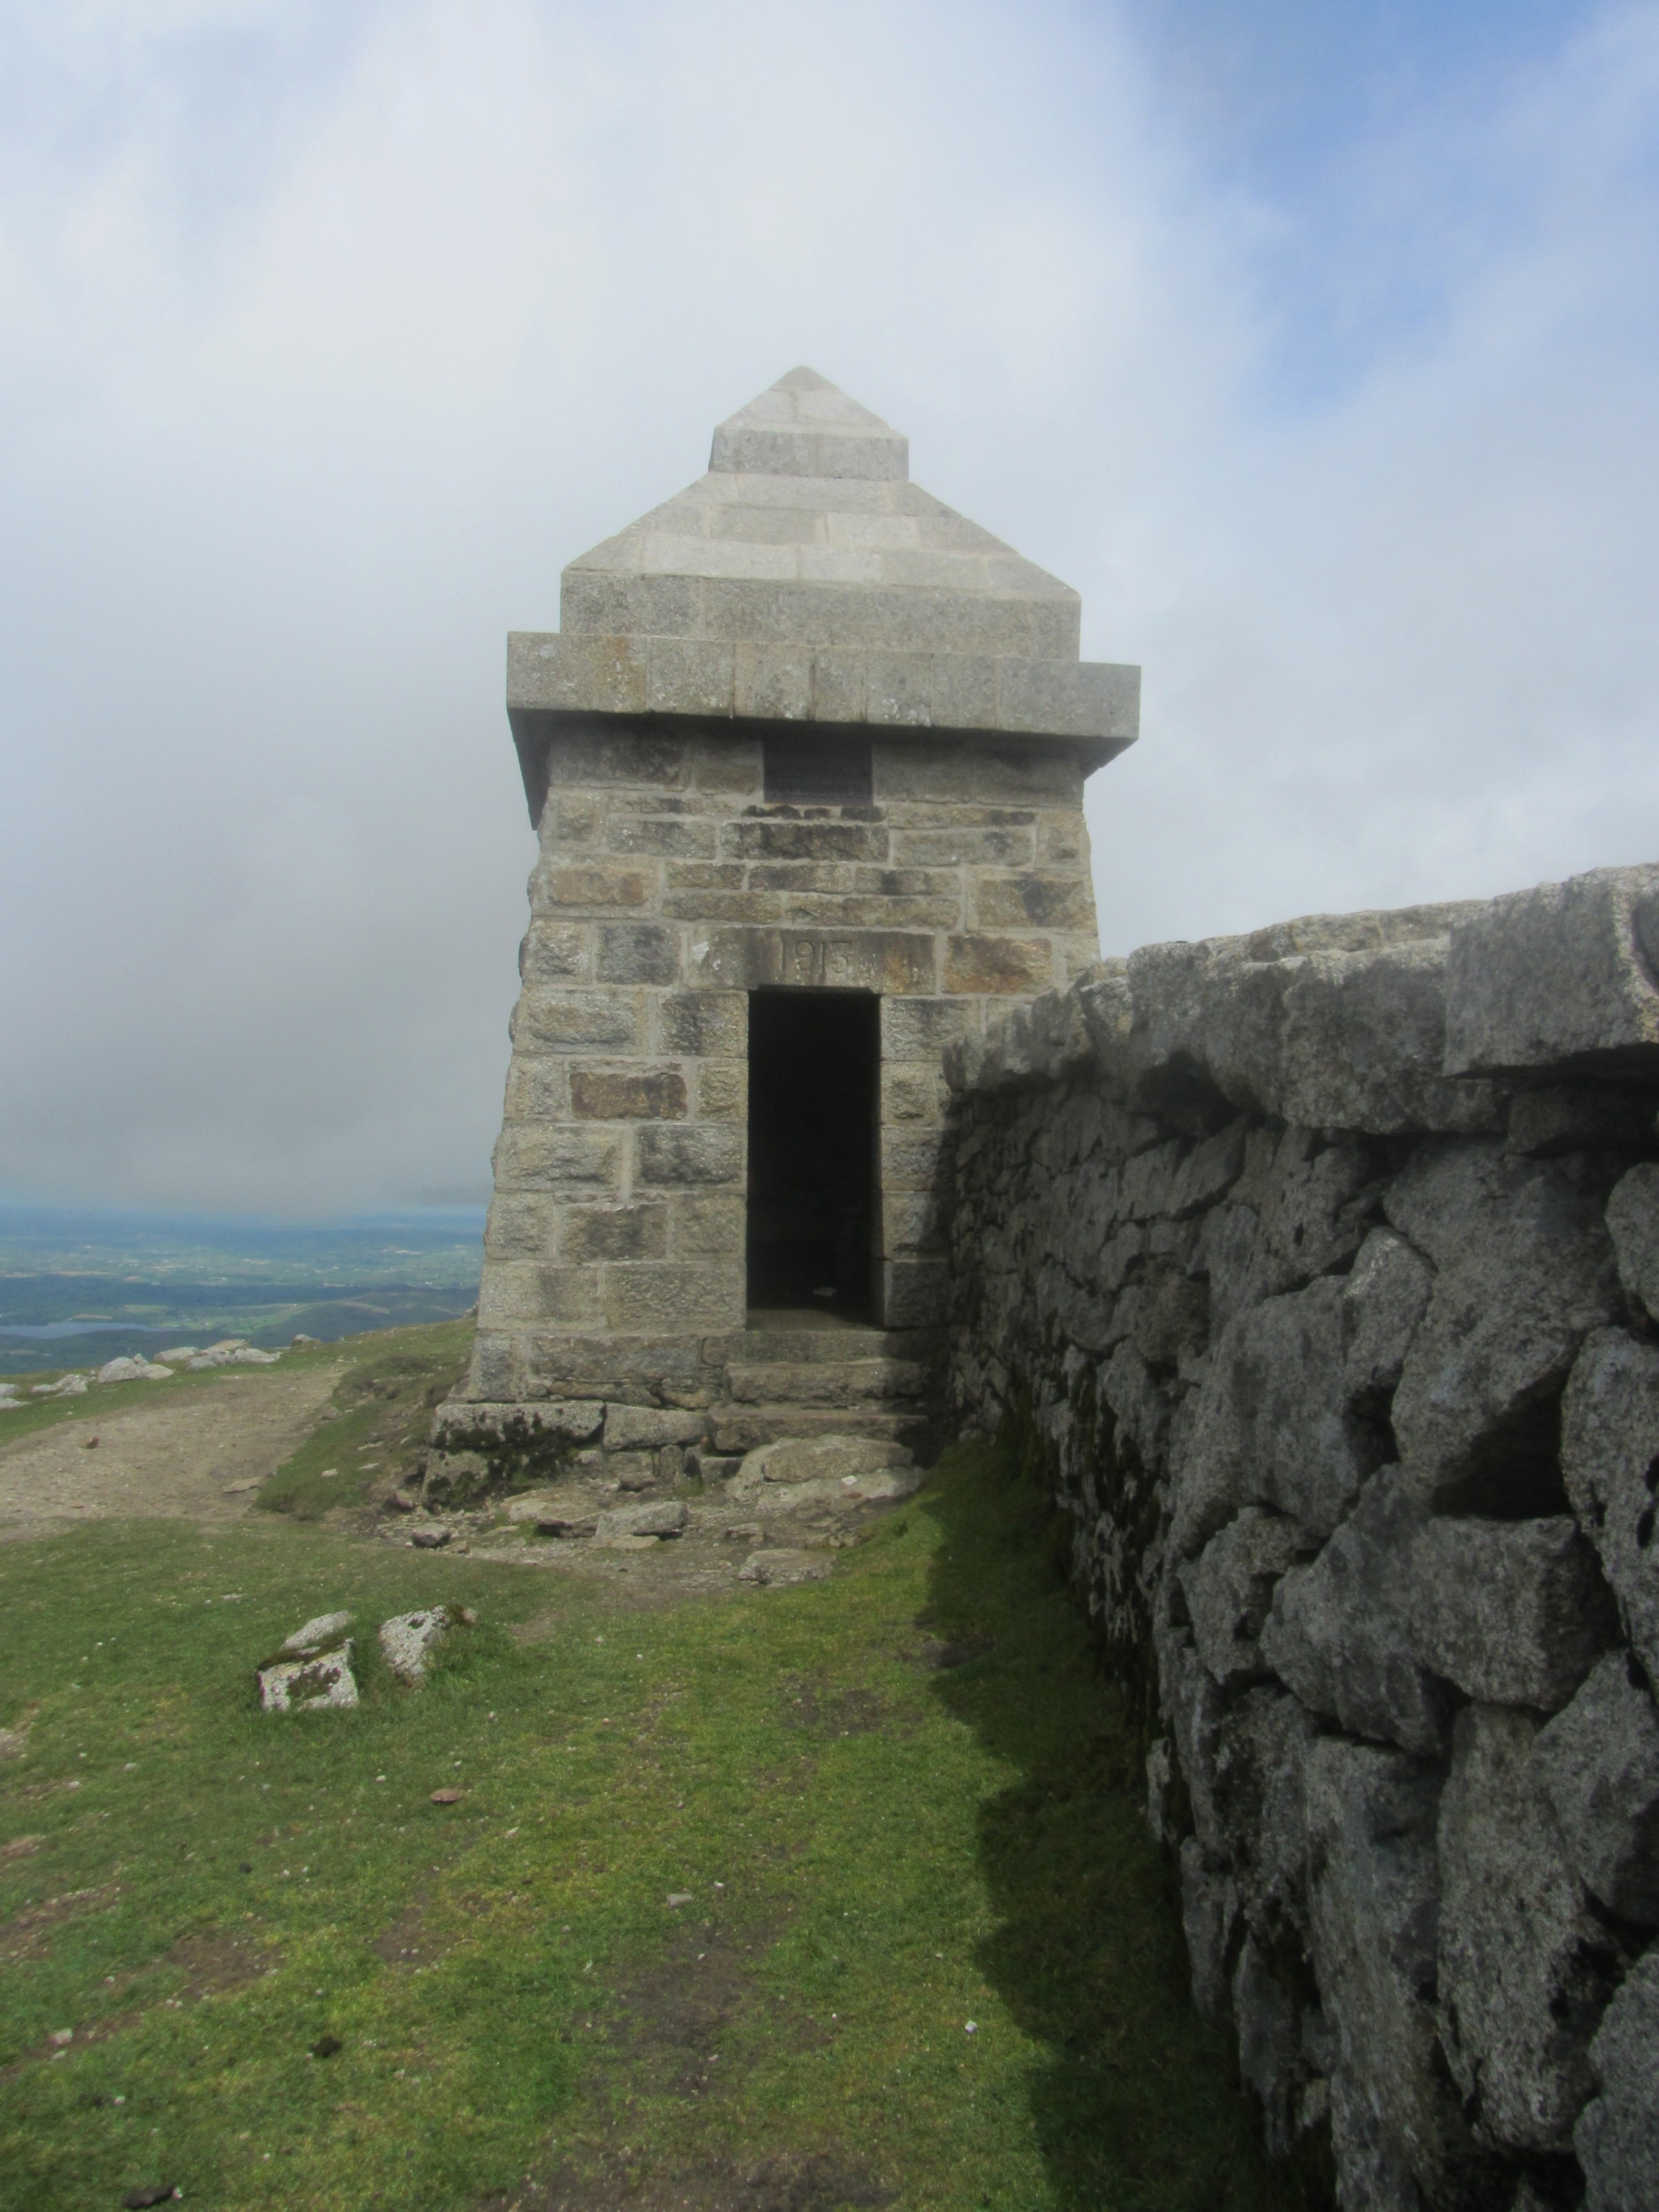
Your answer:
(254, 1322), (474, 1521)
(0, 1434), (1327, 2211)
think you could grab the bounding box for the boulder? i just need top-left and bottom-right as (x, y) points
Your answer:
(1230, 1932), (1309, 2159)
(409, 1526), (452, 1550)
(1535, 1654), (1659, 1926)
(1606, 1163), (1659, 1322)
(740, 1549), (831, 1586)
(156, 1347), (198, 1362)
(504, 1492), (561, 1524)
(593, 1499), (689, 1541)
(737, 1435), (912, 1489)
(95, 1357), (171, 1384)
(379, 1605), (471, 1685)
(1387, 1143), (1622, 1514)
(1172, 1277), (1380, 1556)
(1575, 1947), (1659, 2212)
(535, 1514), (598, 1539)
(1340, 1228), (1432, 1409)
(1178, 1508), (1309, 1687)
(421, 1450), (492, 1510)
(1562, 1329), (1659, 1680)
(277, 1612), (354, 1657)
(1178, 1837), (1238, 2027)
(32, 1375), (88, 1398)
(1409, 1515), (1618, 1711)
(1303, 1737), (1495, 2211)
(1259, 1470), (1452, 1758)
(257, 1609), (357, 1711)
(1228, 1686), (1320, 1929)
(1436, 1705), (1623, 2155)
(1443, 862), (1659, 1078)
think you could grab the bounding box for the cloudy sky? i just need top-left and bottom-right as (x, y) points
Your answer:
(3, 0), (1657, 1214)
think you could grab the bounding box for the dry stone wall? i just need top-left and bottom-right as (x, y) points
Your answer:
(942, 863), (1659, 2212)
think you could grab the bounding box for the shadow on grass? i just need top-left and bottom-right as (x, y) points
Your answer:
(916, 1436), (1333, 2212)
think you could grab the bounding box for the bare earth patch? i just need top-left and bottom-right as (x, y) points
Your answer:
(0, 1366), (342, 1539)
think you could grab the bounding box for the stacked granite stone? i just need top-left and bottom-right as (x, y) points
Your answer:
(457, 368), (1136, 1447)
(944, 862), (1659, 2212)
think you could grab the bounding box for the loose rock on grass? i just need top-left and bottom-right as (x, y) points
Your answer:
(256, 1611), (359, 1713)
(379, 1604), (474, 1686)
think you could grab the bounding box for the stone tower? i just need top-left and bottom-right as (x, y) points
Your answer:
(440, 368), (1138, 1479)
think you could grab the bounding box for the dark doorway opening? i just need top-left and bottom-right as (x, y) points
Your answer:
(746, 990), (879, 1321)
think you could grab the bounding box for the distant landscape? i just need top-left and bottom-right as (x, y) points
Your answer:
(0, 1201), (485, 1374)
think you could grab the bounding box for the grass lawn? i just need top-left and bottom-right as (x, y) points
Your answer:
(0, 1433), (1327, 2211)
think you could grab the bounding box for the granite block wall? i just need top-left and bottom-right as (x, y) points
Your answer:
(943, 863), (1659, 2212)
(465, 715), (1102, 1411)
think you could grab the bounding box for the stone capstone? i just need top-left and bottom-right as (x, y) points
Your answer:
(1443, 863), (1659, 1078)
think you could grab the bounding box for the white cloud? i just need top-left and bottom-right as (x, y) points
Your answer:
(0, 0), (1655, 1208)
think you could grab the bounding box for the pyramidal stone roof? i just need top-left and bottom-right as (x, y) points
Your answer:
(507, 367), (1138, 759)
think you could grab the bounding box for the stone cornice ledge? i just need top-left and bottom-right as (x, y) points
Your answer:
(507, 630), (1139, 749)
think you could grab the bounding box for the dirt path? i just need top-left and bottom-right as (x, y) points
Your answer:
(0, 1367), (343, 1540)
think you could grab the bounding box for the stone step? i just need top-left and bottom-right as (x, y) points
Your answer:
(705, 1327), (947, 1368)
(725, 1359), (933, 1407)
(708, 1402), (929, 1457)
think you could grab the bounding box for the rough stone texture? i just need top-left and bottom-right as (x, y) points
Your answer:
(1304, 1739), (1494, 2210)
(1178, 1508), (1309, 1687)
(1259, 1471), (1452, 1758)
(1409, 1515), (1618, 1711)
(942, 861), (1659, 2212)
(447, 373), (1132, 1483)
(593, 1499), (690, 1541)
(258, 1644), (357, 1713)
(1436, 1705), (1624, 2155)
(1606, 1163), (1659, 1321)
(277, 1611), (354, 1658)
(1535, 1653), (1659, 1925)
(1443, 863), (1659, 1077)
(1575, 1947), (1659, 2212)
(1562, 1329), (1659, 1682)
(736, 1434), (912, 1488)
(1387, 1143), (1622, 1515)
(740, 1548), (832, 1586)
(379, 1606), (469, 1686)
